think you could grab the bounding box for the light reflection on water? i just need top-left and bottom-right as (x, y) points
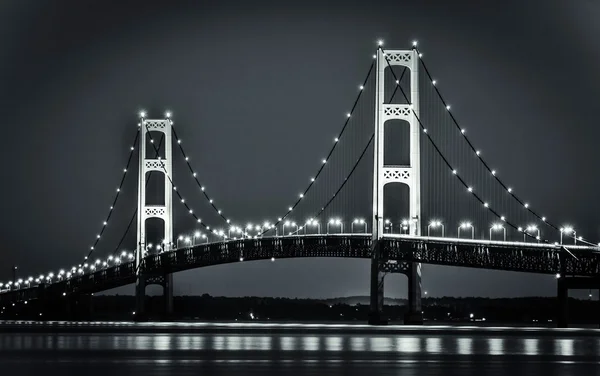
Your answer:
(1, 332), (599, 357)
(2, 326), (600, 376)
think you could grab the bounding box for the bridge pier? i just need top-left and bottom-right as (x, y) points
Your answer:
(556, 276), (600, 328)
(368, 252), (386, 325)
(135, 275), (146, 320)
(404, 262), (423, 325)
(557, 277), (568, 328)
(163, 273), (173, 318)
(135, 273), (173, 321)
(368, 241), (423, 325)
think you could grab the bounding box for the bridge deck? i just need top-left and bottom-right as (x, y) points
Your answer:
(1, 234), (599, 304)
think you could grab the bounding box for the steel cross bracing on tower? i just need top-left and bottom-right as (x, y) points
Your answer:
(135, 115), (174, 316)
(2, 42), (600, 326)
(370, 47), (423, 325)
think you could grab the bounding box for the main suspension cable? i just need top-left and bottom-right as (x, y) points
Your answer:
(381, 46), (571, 247)
(414, 45), (594, 247)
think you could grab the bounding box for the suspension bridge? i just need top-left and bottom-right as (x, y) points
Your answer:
(1, 42), (599, 327)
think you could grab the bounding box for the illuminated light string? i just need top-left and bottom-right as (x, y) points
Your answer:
(261, 59), (407, 235)
(271, 60), (407, 236)
(11, 116), (254, 287)
(258, 50), (404, 237)
(62, 133), (166, 281)
(170, 62), (375, 236)
(85, 128), (140, 260)
(77, 133), (172, 282)
(10, 128), (142, 286)
(412, 44), (595, 247)
(107, 133), (167, 263)
(304, 133), (375, 233)
(381, 45), (540, 242)
(141, 117), (233, 240)
(163, 62), (374, 237)
(285, 133), (375, 236)
(171, 125), (232, 225)
(271, 46), (406, 236)
(167, 60), (384, 239)
(265, 61), (374, 234)
(380, 45), (586, 247)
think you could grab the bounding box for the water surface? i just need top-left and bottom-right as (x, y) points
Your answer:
(1, 322), (599, 375)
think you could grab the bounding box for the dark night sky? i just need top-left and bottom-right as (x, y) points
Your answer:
(1, 0), (599, 299)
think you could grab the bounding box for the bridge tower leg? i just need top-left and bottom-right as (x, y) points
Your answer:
(370, 47), (423, 325)
(136, 114), (174, 320)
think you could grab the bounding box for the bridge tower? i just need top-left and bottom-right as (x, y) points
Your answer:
(136, 114), (174, 319)
(370, 47), (423, 325)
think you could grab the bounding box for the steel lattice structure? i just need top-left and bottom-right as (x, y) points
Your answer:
(2, 234), (598, 306)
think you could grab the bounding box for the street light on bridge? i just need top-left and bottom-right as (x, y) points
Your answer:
(525, 225), (540, 243)
(384, 219), (392, 234)
(401, 219), (410, 234)
(229, 226), (243, 239)
(283, 221), (299, 236)
(352, 218), (367, 233)
(560, 226), (575, 245)
(262, 221), (277, 236)
(327, 218), (343, 234)
(489, 223), (506, 241)
(305, 219), (320, 234)
(428, 220), (444, 237)
(458, 222), (474, 239)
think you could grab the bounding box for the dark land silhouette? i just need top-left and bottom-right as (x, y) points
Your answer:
(3, 294), (594, 325)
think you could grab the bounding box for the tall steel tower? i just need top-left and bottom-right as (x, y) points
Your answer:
(135, 113), (174, 318)
(370, 47), (422, 325)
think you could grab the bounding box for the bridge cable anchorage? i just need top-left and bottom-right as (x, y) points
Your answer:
(380, 46), (577, 251)
(141, 119), (228, 241)
(258, 60), (376, 236)
(413, 45), (596, 248)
